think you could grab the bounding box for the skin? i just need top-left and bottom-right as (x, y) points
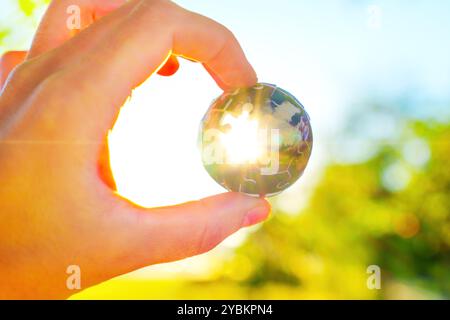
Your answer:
(0, 0), (270, 299)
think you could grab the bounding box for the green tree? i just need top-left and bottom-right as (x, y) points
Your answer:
(222, 118), (449, 299)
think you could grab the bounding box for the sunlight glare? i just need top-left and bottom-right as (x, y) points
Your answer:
(220, 106), (262, 164)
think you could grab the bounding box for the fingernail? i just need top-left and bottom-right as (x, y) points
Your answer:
(242, 206), (270, 227)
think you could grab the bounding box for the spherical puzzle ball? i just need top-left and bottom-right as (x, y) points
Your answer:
(198, 83), (313, 197)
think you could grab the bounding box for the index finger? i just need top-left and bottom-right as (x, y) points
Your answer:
(72, 0), (256, 100)
(171, 8), (257, 90)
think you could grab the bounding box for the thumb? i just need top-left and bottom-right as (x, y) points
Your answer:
(116, 192), (271, 269)
(0, 51), (27, 89)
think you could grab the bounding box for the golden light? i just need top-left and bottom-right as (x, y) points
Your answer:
(219, 106), (263, 164)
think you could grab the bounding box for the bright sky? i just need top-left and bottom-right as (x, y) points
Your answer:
(1, 0), (450, 279)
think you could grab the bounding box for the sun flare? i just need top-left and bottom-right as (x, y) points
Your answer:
(219, 107), (263, 165)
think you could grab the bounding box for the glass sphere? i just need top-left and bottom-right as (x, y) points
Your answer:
(198, 83), (313, 197)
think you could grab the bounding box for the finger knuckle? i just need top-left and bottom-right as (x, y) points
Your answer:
(194, 201), (223, 254)
(139, 0), (176, 17)
(2, 56), (53, 93)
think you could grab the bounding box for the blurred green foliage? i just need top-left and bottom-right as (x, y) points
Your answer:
(0, 0), (50, 51)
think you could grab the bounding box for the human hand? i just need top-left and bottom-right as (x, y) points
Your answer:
(0, 0), (270, 299)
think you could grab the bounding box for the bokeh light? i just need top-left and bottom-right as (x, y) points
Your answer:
(1, 0), (449, 300)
